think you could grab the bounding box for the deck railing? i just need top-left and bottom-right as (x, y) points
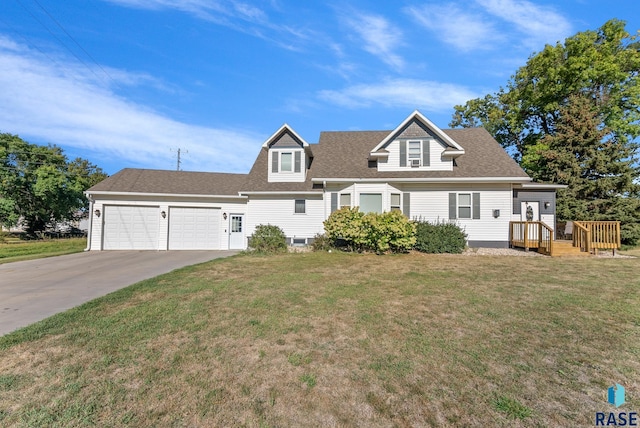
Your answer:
(509, 221), (554, 256)
(573, 221), (620, 252)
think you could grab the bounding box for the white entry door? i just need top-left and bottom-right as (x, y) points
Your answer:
(229, 214), (245, 249)
(521, 201), (539, 221)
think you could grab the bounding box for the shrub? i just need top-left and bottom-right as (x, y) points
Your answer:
(248, 224), (287, 253)
(310, 233), (334, 251)
(323, 207), (416, 253)
(621, 222), (640, 247)
(414, 219), (467, 253)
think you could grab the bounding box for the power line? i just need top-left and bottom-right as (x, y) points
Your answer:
(30, 0), (117, 86)
(13, 0), (111, 86)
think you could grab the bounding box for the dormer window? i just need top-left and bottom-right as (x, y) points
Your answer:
(272, 150), (302, 173)
(280, 152), (293, 172)
(408, 141), (421, 165)
(399, 139), (430, 168)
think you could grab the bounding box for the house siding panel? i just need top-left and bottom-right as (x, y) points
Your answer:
(404, 184), (513, 244)
(246, 196), (325, 242)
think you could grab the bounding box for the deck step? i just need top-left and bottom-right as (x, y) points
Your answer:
(549, 241), (590, 257)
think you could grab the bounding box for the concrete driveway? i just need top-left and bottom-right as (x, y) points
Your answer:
(0, 250), (238, 336)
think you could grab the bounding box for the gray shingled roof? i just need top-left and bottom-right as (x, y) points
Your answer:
(311, 127), (529, 179)
(88, 168), (247, 196)
(90, 127), (529, 196)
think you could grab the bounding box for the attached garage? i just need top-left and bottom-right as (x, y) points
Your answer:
(168, 207), (220, 250)
(103, 205), (160, 250)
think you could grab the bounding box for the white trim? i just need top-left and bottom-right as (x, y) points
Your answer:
(239, 191), (321, 195)
(371, 110), (465, 154)
(312, 177), (532, 183)
(261, 123), (310, 148)
(515, 183), (568, 189)
(86, 191), (247, 199)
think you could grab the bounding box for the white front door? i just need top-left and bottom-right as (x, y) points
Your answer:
(229, 214), (245, 249)
(521, 201), (539, 221)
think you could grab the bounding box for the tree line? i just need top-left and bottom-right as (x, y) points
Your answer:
(0, 133), (107, 236)
(451, 19), (640, 245)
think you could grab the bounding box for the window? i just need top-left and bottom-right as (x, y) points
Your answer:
(340, 193), (351, 209)
(231, 215), (242, 232)
(400, 140), (430, 167)
(360, 193), (382, 213)
(280, 152), (292, 172)
(408, 141), (421, 159)
(390, 193), (401, 211)
(458, 193), (472, 219)
(449, 192), (480, 220)
(294, 199), (306, 214)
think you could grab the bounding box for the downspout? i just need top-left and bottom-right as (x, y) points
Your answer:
(84, 194), (93, 251)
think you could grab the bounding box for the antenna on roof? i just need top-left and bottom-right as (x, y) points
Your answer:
(170, 148), (189, 171)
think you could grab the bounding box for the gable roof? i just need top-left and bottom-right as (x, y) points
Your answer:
(311, 127), (529, 181)
(371, 110), (464, 155)
(87, 168), (247, 196)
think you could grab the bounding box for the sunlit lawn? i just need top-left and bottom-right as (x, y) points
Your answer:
(0, 251), (638, 426)
(0, 238), (86, 264)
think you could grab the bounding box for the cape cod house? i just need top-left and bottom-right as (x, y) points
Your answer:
(85, 111), (561, 251)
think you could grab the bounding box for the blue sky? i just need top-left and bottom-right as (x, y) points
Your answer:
(0, 0), (638, 175)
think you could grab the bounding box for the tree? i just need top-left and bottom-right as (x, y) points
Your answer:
(0, 133), (107, 235)
(450, 19), (640, 244)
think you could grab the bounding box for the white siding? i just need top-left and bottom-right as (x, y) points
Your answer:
(88, 195), (246, 250)
(267, 149), (306, 183)
(377, 139), (453, 172)
(246, 195), (325, 241)
(405, 183), (512, 243)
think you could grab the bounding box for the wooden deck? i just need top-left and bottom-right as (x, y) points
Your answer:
(509, 221), (620, 257)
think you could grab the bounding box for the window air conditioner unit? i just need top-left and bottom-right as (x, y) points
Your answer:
(410, 159), (420, 168)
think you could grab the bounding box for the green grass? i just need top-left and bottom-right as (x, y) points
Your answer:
(0, 251), (638, 427)
(0, 238), (86, 264)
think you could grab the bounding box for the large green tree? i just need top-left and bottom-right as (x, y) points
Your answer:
(450, 19), (640, 244)
(0, 133), (107, 235)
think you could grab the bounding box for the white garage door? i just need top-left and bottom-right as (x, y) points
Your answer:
(168, 207), (220, 250)
(103, 205), (159, 250)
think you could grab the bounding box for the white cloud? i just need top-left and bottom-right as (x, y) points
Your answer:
(405, 4), (501, 52)
(475, 0), (572, 48)
(407, 0), (571, 52)
(0, 37), (261, 173)
(342, 11), (405, 71)
(318, 78), (479, 111)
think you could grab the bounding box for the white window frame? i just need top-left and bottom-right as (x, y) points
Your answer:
(339, 193), (351, 209)
(294, 199), (306, 214)
(280, 152), (293, 172)
(458, 193), (472, 219)
(408, 140), (421, 161)
(390, 193), (401, 212)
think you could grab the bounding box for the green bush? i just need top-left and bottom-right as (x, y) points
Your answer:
(248, 224), (287, 253)
(414, 219), (467, 254)
(310, 233), (334, 251)
(323, 207), (416, 253)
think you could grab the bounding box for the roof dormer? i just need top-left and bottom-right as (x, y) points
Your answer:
(371, 110), (464, 172)
(263, 124), (312, 183)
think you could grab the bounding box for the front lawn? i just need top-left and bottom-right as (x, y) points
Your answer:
(0, 238), (86, 264)
(0, 252), (638, 426)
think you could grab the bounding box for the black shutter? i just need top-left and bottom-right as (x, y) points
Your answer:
(294, 151), (301, 173)
(399, 140), (406, 167)
(402, 193), (410, 218)
(271, 151), (278, 173)
(449, 193), (457, 219)
(422, 140), (430, 167)
(331, 193), (338, 213)
(472, 193), (480, 219)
